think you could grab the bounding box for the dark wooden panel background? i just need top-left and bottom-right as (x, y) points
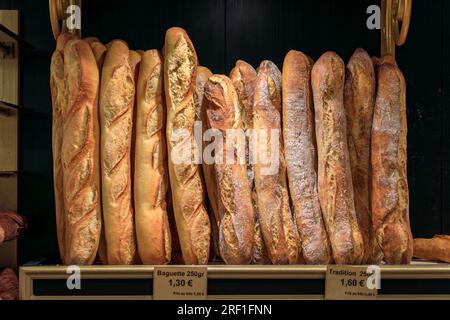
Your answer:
(0, 0), (447, 264)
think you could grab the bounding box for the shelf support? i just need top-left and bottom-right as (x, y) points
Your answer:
(49, 0), (82, 40)
(382, 0), (412, 57)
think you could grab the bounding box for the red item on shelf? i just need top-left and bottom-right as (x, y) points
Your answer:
(0, 211), (27, 245)
(0, 268), (19, 300)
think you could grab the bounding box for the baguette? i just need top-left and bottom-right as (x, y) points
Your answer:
(134, 50), (171, 265)
(164, 27), (210, 265)
(372, 63), (413, 264)
(61, 39), (101, 265)
(196, 67), (221, 259)
(282, 50), (332, 265)
(203, 74), (255, 264)
(99, 40), (140, 265)
(312, 51), (364, 265)
(86, 39), (108, 264)
(413, 235), (450, 263)
(344, 48), (382, 264)
(50, 33), (77, 264)
(230, 60), (269, 264)
(90, 42), (107, 69)
(253, 60), (300, 265)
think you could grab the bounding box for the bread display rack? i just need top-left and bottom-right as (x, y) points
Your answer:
(13, 0), (450, 300)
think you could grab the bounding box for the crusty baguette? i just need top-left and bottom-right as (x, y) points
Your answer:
(282, 50), (332, 265)
(372, 63), (413, 265)
(230, 60), (257, 133)
(134, 50), (171, 265)
(195, 66), (221, 259)
(164, 27), (211, 265)
(312, 51), (364, 265)
(61, 39), (101, 265)
(413, 235), (450, 263)
(90, 42), (107, 69)
(230, 60), (269, 264)
(50, 33), (77, 264)
(99, 40), (140, 265)
(253, 60), (300, 265)
(203, 74), (255, 264)
(85, 38), (108, 265)
(344, 48), (382, 264)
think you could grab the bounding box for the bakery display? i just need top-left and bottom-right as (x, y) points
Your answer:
(134, 50), (171, 265)
(164, 27), (211, 265)
(253, 60), (300, 265)
(312, 52), (364, 265)
(282, 50), (332, 265)
(414, 235), (450, 263)
(99, 40), (139, 265)
(344, 48), (382, 264)
(47, 27), (421, 267)
(372, 62), (413, 265)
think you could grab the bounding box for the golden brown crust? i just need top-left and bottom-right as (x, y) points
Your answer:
(203, 75), (255, 265)
(230, 60), (257, 131)
(312, 51), (364, 265)
(371, 64), (413, 265)
(134, 50), (172, 265)
(282, 50), (332, 265)
(344, 48), (382, 264)
(99, 40), (139, 265)
(164, 27), (210, 265)
(85, 38), (108, 265)
(413, 235), (450, 263)
(90, 41), (107, 68)
(51, 33), (78, 264)
(253, 60), (300, 265)
(61, 39), (101, 265)
(230, 60), (269, 264)
(195, 66), (222, 259)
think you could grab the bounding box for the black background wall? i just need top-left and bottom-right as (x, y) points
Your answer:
(0, 0), (448, 264)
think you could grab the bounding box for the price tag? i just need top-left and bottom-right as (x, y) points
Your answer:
(153, 266), (207, 300)
(325, 265), (378, 300)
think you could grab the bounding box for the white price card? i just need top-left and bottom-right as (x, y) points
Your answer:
(325, 265), (379, 300)
(153, 266), (207, 300)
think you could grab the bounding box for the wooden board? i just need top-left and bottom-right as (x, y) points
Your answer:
(0, 10), (18, 172)
(0, 10), (18, 270)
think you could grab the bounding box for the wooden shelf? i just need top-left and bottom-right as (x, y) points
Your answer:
(0, 171), (20, 177)
(19, 264), (450, 300)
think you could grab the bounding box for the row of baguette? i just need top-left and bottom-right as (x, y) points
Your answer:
(50, 27), (412, 265)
